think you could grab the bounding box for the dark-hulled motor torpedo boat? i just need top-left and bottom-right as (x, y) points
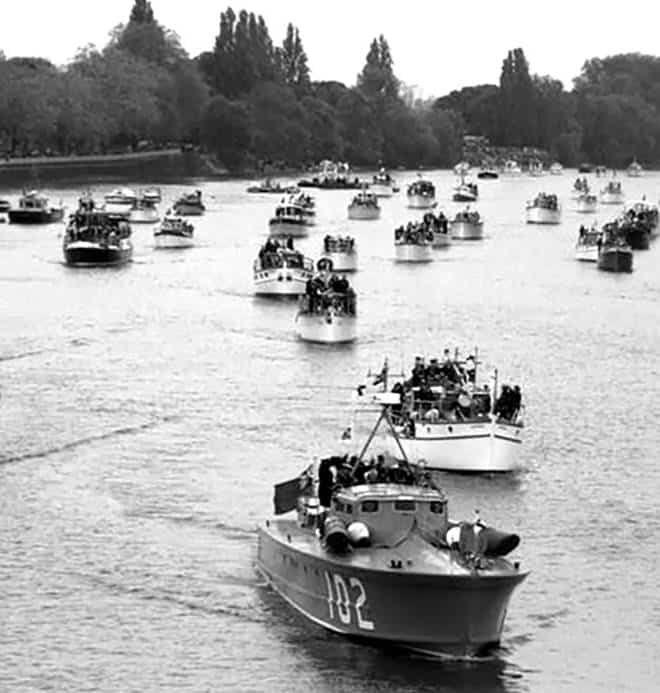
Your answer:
(256, 397), (528, 657)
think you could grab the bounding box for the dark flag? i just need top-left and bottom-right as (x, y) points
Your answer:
(273, 476), (301, 515)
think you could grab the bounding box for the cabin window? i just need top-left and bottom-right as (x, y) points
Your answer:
(394, 500), (415, 512)
(430, 502), (444, 514)
(361, 500), (379, 513)
(334, 500), (344, 513)
(345, 504), (353, 514)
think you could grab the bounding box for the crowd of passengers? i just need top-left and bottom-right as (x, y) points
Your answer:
(389, 352), (522, 424)
(257, 236), (306, 269)
(534, 193), (559, 210)
(621, 202), (658, 230)
(394, 223), (434, 244)
(323, 235), (355, 253)
(408, 181), (435, 196)
(454, 207), (481, 223)
(574, 177), (589, 193)
(350, 192), (378, 207)
(317, 454), (422, 506)
(301, 272), (356, 315)
(66, 198), (129, 245)
(422, 212), (449, 234)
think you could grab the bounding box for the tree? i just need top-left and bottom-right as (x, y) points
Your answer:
(200, 94), (252, 168)
(499, 48), (536, 146)
(278, 23), (310, 95)
(129, 0), (154, 23)
(357, 35), (398, 105)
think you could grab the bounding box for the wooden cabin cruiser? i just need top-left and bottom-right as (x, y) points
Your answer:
(576, 193), (598, 214)
(103, 187), (136, 217)
(450, 208), (483, 240)
(253, 238), (314, 296)
(154, 214), (194, 248)
(348, 190), (381, 220)
(296, 260), (357, 343)
(8, 190), (65, 224)
(600, 180), (624, 205)
(626, 159), (643, 177)
(63, 198), (132, 266)
(575, 225), (601, 262)
(597, 225), (633, 273)
(406, 178), (436, 210)
(370, 169), (398, 197)
(380, 354), (524, 473)
(173, 189), (205, 216)
(321, 235), (358, 272)
(549, 162), (563, 175)
(257, 403), (528, 656)
(394, 225), (434, 262)
(269, 203), (309, 238)
(526, 193), (561, 224)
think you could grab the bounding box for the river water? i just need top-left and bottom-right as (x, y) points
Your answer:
(1, 170), (659, 692)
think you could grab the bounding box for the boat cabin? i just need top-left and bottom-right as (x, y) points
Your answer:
(330, 484), (449, 546)
(19, 192), (49, 209)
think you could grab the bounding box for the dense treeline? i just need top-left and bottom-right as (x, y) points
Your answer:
(1, 0), (659, 170)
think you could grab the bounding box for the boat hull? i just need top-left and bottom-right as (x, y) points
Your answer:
(526, 207), (561, 225)
(154, 232), (194, 248)
(256, 524), (527, 657)
(625, 227), (650, 250)
(63, 241), (133, 267)
(129, 209), (160, 224)
(597, 249), (633, 273)
(9, 208), (64, 224)
(432, 232), (451, 248)
(600, 192), (624, 205)
(394, 244), (433, 262)
(450, 221), (484, 240)
(173, 203), (204, 216)
(103, 202), (133, 218)
(370, 183), (394, 198)
(575, 245), (598, 262)
(269, 220), (309, 238)
(576, 200), (598, 213)
(407, 194), (436, 210)
(296, 313), (357, 343)
(348, 205), (380, 220)
(390, 420), (523, 473)
(321, 251), (358, 272)
(254, 267), (311, 296)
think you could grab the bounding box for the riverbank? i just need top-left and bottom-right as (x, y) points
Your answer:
(0, 150), (229, 187)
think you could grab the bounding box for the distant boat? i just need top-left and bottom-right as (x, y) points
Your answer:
(575, 226), (600, 262)
(8, 190), (65, 224)
(247, 179), (295, 194)
(597, 225), (633, 272)
(173, 189), (205, 216)
(348, 190), (381, 220)
(321, 235), (358, 272)
(477, 166), (499, 180)
(103, 187), (136, 217)
(576, 193), (598, 214)
(253, 240), (314, 296)
(269, 203), (308, 238)
(549, 162), (563, 176)
(63, 199), (132, 266)
(129, 195), (160, 224)
(154, 214), (194, 248)
(370, 168), (398, 197)
(599, 179), (624, 205)
(626, 159), (643, 177)
(452, 173), (478, 202)
(407, 177), (436, 209)
(578, 163), (594, 174)
(450, 208), (484, 240)
(394, 225), (434, 262)
(502, 160), (522, 176)
(526, 193), (561, 225)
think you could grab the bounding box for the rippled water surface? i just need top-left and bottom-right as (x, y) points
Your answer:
(1, 170), (659, 692)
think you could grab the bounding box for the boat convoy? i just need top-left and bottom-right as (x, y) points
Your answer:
(5, 156), (660, 660)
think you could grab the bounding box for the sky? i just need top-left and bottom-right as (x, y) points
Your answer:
(2, 0), (660, 97)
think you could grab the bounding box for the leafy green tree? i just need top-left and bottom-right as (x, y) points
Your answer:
(357, 35), (398, 104)
(499, 48), (535, 146)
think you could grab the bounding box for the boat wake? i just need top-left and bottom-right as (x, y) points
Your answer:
(0, 415), (178, 466)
